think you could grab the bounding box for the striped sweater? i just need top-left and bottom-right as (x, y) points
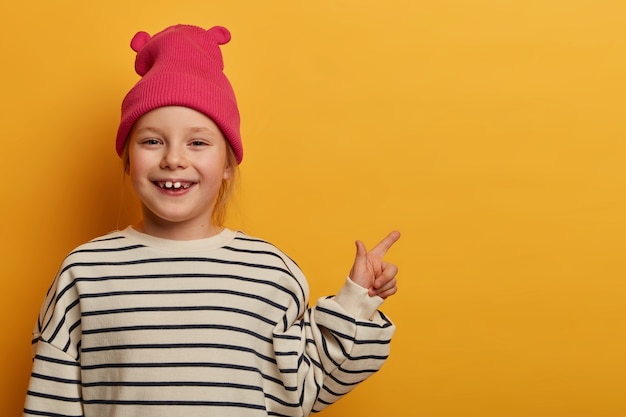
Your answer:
(24, 227), (395, 417)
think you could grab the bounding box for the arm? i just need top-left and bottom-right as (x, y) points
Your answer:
(272, 232), (400, 415)
(23, 269), (84, 417)
(24, 342), (83, 417)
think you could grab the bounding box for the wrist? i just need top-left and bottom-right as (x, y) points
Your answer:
(334, 276), (384, 320)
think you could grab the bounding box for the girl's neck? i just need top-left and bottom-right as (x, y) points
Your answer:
(134, 220), (224, 241)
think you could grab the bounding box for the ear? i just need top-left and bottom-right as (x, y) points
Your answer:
(222, 163), (233, 180)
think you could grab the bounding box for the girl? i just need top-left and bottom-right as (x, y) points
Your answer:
(23, 24), (400, 417)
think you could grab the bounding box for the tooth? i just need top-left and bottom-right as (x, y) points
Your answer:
(174, 182), (181, 189)
(165, 181), (173, 188)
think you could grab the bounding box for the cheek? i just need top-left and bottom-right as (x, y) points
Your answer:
(201, 164), (229, 185)
(128, 167), (143, 194)
(204, 146), (231, 181)
(127, 152), (151, 187)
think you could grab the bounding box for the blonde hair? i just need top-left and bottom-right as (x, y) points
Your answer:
(122, 140), (239, 228)
(211, 146), (238, 226)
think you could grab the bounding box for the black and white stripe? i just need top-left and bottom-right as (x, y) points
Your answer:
(24, 227), (394, 417)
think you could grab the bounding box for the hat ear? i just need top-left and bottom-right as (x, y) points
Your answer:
(130, 31), (152, 52)
(208, 26), (231, 45)
(131, 31), (153, 76)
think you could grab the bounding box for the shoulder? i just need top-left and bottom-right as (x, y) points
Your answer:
(228, 231), (308, 287)
(38, 230), (133, 317)
(228, 232), (290, 255)
(68, 229), (138, 253)
(59, 230), (142, 269)
(228, 231), (301, 269)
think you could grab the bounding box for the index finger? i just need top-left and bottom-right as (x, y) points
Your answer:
(369, 230), (401, 257)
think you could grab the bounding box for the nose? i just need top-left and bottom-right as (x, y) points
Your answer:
(160, 144), (188, 169)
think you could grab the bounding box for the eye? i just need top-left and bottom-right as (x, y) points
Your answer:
(140, 138), (161, 146)
(190, 139), (210, 147)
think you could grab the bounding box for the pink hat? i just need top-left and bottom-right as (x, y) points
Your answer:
(116, 24), (243, 164)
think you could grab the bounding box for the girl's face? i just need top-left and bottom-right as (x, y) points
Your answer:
(128, 106), (232, 240)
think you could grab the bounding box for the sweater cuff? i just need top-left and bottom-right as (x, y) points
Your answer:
(334, 277), (384, 320)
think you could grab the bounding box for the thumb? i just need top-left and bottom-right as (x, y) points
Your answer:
(349, 240), (371, 288)
(355, 240), (367, 261)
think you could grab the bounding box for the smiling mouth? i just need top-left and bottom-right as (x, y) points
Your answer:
(155, 181), (193, 190)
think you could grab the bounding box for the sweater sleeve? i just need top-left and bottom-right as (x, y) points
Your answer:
(272, 277), (395, 416)
(24, 342), (84, 417)
(23, 266), (84, 417)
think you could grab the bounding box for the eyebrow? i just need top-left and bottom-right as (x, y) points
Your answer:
(133, 127), (162, 135)
(188, 127), (217, 134)
(133, 126), (217, 135)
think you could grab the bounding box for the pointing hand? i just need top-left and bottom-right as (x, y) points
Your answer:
(348, 231), (401, 299)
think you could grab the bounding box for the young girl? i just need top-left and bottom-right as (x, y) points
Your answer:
(23, 24), (400, 417)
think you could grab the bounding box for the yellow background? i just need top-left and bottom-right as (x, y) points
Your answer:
(1, 1), (625, 416)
